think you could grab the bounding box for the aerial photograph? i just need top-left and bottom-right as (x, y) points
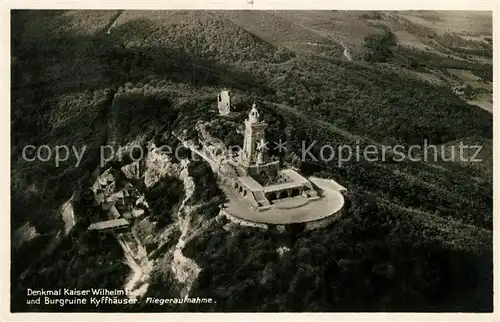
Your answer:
(10, 10), (493, 313)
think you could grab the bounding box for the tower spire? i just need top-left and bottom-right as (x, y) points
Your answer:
(248, 102), (260, 123)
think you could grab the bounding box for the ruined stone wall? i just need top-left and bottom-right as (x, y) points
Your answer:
(246, 161), (280, 182)
(217, 91), (231, 115)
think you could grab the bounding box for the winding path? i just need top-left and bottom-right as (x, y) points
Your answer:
(105, 10), (123, 34)
(340, 41), (353, 61)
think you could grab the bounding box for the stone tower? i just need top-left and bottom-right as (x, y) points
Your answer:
(242, 103), (267, 165)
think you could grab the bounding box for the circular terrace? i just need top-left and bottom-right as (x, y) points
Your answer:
(222, 177), (345, 225)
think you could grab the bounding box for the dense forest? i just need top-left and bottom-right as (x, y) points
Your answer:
(11, 10), (492, 312)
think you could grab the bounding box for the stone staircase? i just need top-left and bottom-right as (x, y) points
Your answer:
(252, 191), (271, 210)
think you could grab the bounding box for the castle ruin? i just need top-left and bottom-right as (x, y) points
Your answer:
(217, 90), (232, 115)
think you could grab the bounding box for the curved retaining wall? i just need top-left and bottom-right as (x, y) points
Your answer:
(304, 207), (343, 231)
(220, 206), (344, 231)
(219, 209), (269, 230)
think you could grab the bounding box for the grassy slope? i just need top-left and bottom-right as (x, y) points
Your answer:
(11, 10), (492, 312)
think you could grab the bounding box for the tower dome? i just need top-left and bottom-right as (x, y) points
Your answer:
(248, 102), (260, 123)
